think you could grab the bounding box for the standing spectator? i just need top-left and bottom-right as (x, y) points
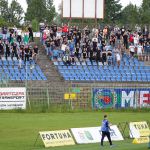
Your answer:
(129, 43), (135, 58)
(137, 43), (143, 60)
(19, 44), (25, 60)
(5, 41), (10, 60)
(102, 50), (107, 65)
(116, 52), (121, 67)
(17, 33), (22, 45)
(39, 23), (45, 43)
(92, 37), (98, 52)
(33, 45), (39, 63)
(96, 48), (101, 64)
(121, 26), (125, 36)
(82, 46), (87, 61)
(123, 32), (128, 50)
(23, 33), (29, 45)
(0, 39), (4, 59)
(45, 38), (51, 55)
(133, 33), (139, 46)
(2, 26), (8, 41)
(51, 24), (57, 37)
(9, 28), (14, 43)
(116, 30), (122, 45)
(89, 49), (93, 64)
(24, 45), (30, 62)
(110, 33), (116, 47)
(75, 43), (80, 61)
(11, 42), (19, 60)
(107, 51), (113, 66)
(28, 25), (34, 42)
(62, 24), (69, 35)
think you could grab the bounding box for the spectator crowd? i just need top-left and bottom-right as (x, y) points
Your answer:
(41, 24), (150, 67)
(0, 25), (39, 68)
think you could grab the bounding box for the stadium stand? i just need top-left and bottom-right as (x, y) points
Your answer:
(0, 59), (47, 81)
(54, 56), (150, 82)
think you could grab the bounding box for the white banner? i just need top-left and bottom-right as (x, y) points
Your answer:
(71, 125), (124, 144)
(0, 88), (26, 110)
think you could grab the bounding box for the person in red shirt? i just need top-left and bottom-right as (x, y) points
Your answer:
(62, 24), (69, 35)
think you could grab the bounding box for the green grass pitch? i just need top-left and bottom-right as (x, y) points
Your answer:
(0, 112), (149, 150)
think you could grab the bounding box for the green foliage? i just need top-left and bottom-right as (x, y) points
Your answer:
(141, 0), (150, 24)
(0, 0), (23, 26)
(120, 4), (140, 25)
(31, 19), (39, 32)
(25, 0), (56, 24)
(0, 0), (8, 20)
(103, 0), (122, 23)
(0, 17), (8, 27)
(8, 0), (24, 26)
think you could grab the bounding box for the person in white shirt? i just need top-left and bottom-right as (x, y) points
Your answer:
(43, 27), (50, 37)
(116, 52), (121, 67)
(137, 43), (143, 60)
(129, 43), (135, 58)
(133, 34), (139, 46)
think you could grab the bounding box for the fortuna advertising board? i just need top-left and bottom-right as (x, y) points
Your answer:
(71, 125), (124, 144)
(39, 130), (75, 147)
(129, 121), (150, 138)
(0, 88), (26, 110)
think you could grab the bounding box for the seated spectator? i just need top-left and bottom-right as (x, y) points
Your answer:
(70, 54), (75, 65)
(63, 54), (71, 65)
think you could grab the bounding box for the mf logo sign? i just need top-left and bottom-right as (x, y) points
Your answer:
(92, 89), (150, 109)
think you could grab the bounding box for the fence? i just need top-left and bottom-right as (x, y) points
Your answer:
(24, 82), (150, 110)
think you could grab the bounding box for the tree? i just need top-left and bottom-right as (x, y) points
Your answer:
(25, 0), (56, 23)
(45, 0), (56, 23)
(0, 0), (9, 21)
(120, 4), (140, 26)
(141, 0), (150, 24)
(32, 19), (39, 32)
(0, 17), (8, 27)
(8, 0), (24, 26)
(104, 0), (122, 24)
(0, 0), (23, 26)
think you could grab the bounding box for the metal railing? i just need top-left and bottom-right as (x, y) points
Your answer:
(25, 82), (150, 110)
